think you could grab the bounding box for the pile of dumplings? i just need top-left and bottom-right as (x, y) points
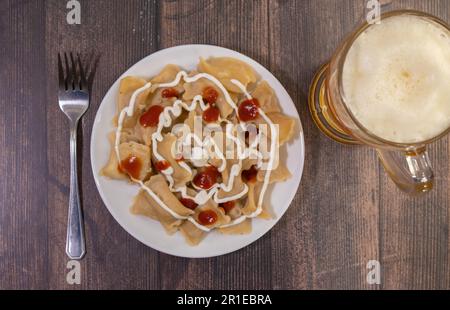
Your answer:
(101, 57), (296, 245)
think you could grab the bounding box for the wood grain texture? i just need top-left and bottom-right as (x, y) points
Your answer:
(0, 0), (48, 289)
(0, 0), (449, 289)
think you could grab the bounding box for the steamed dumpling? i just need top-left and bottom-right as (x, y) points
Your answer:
(251, 81), (281, 113)
(117, 76), (152, 128)
(118, 141), (152, 181)
(219, 219), (252, 235)
(267, 112), (296, 145)
(101, 132), (128, 180)
(151, 64), (182, 84)
(153, 133), (192, 189)
(183, 76), (234, 118)
(198, 57), (257, 93)
(131, 175), (194, 234)
(257, 162), (291, 184)
(179, 221), (206, 246)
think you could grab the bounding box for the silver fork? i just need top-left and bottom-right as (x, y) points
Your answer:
(58, 52), (89, 260)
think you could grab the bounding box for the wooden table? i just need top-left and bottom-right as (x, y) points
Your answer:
(1, 0), (449, 290)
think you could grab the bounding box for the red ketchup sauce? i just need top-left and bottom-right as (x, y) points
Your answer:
(161, 88), (179, 98)
(238, 98), (259, 122)
(219, 201), (236, 213)
(202, 87), (219, 104)
(179, 198), (198, 210)
(154, 160), (171, 172)
(202, 105), (220, 123)
(193, 166), (220, 190)
(119, 155), (142, 180)
(198, 210), (218, 226)
(242, 165), (258, 183)
(139, 105), (164, 128)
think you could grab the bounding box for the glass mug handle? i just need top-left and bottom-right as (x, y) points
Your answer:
(376, 147), (434, 194)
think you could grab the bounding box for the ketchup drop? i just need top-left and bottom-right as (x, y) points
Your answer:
(161, 88), (179, 98)
(193, 166), (220, 190)
(179, 198), (198, 210)
(119, 155), (142, 180)
(202, 87), (219, 104)
(238, 98), (259, 122)
(202, 105), (220, 123)
(154, 160), (171, 172)
(219, 201), (236, 213)
(139, 105), (164, 128)
(198, 210), (218, 226)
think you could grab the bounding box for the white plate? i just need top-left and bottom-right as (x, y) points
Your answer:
(91, 45), (305, 258)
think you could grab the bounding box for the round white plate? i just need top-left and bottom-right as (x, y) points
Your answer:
(91, 45), (305, 258)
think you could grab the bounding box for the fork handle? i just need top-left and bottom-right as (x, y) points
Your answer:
(66, 121), (86, 260)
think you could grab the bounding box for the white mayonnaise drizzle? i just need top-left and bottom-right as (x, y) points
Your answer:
(115, 82), (152, 160)
(114, 70), (278, 232)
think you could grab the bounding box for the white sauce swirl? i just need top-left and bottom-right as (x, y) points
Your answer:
(114, 71), (278, 232)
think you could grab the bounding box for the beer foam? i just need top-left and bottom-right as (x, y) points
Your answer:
(342, 15), (450, 143)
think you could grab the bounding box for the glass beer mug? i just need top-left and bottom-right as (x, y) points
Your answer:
(308, 10), (450, 194)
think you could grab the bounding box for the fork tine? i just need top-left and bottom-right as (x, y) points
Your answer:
(58, 51), (98, 93)
(77, 53), (87, 90)
(70, 52), (80, 90)
(64, 52), (73, 90)
(58, 53), (66, 90)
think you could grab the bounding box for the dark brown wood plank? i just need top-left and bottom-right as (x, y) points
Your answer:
(44, 0), (160, 289)
(0, 0), (49, 289)
(157, 0), (273, 290)
(377, 0), (450, 290)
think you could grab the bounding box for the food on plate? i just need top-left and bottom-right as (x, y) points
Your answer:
(101, 57), (296, 245)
